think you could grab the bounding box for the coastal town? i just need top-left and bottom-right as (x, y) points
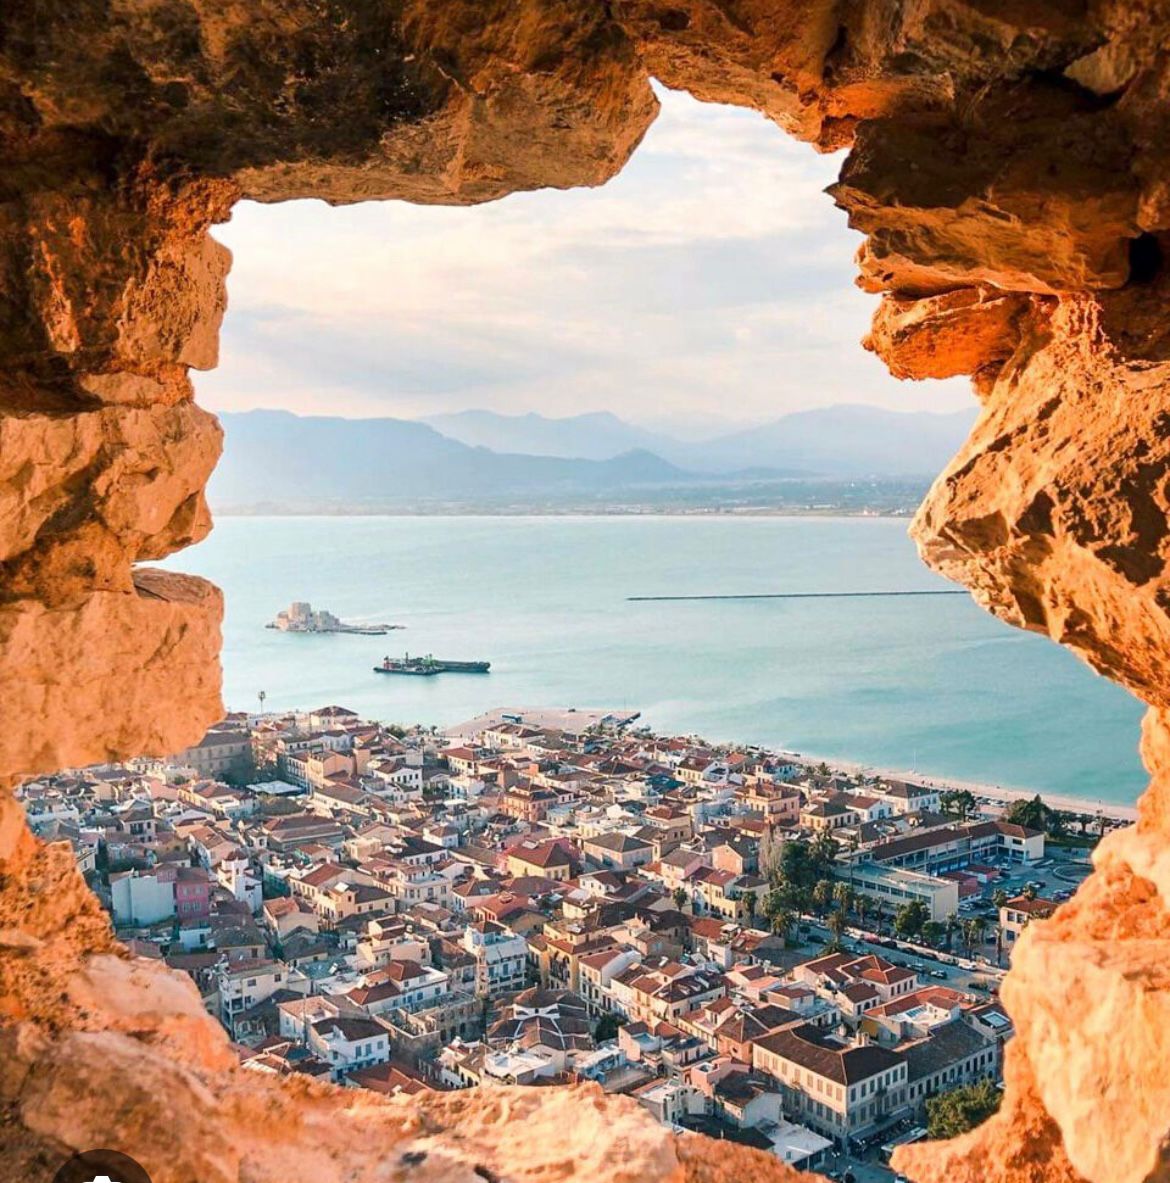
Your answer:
(17, 705), (1116, 1180)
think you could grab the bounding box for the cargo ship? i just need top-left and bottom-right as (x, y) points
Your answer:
(374, 654), (491, 676)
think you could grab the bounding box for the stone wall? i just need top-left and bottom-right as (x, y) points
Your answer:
(3, 3), (1170, 1181)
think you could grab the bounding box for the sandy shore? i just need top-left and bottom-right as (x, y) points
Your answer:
(783, 750), (1139, 824)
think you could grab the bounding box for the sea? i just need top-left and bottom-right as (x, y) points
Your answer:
(167, 515), (1148, 806)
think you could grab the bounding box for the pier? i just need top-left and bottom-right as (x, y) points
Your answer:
(627, 590), (968, 603)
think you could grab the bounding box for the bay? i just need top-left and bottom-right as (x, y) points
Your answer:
(168, 515), (1148, 804)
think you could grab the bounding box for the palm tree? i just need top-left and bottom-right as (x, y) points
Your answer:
(771, 907), (795, 942)
(812, 878), (835, 915)
(826, 906), (847, 951)
(743, 890), (758, 924)
(992, 888), (1008, 909)
(833, 882), (854, 915)
(944, 912), (958, 951)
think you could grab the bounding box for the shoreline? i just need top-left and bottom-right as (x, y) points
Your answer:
(783, 748), (1139, 824)
(212, 507), (920, 520)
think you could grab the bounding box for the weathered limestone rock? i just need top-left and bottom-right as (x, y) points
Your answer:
(864, 288), (1035, 386)
(4, 3), (1170, 1183)
(912, 294), (1170, 709)
(0, 571), (223, 781)
(831, 87), (1142, 296)
(0, 402), (221, 602)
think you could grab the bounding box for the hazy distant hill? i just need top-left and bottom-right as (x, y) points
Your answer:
(425, 404), (976, 477)
(209, 410), (696, 509)
(423, 409), (669, 461)
(689, 404), (977, 476)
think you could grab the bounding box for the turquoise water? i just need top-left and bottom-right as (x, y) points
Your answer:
(169, 515), (1147, 804)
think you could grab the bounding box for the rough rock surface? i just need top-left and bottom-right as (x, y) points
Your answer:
(4, 2), (1170, 1182)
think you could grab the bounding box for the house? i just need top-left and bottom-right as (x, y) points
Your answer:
(171, 726), (253, 779)
(614, 961), (727, 1026)
(369, 959), (451, 1012)
(583, 830), (655, 871)
(174, 866), (212, 920)
(309, 1016), (391, 1081)
(463, 919), (528, 997)
(505, 838), (575, 881)
(736, 782), (801, 824)
(878, 780), (942, 815)
(110, 868), (176, 926)
(656, 848), (711, 892)
(999, 894), (1057, 947)
(218, 958), (291, 1033)
(578, 947), (641, 1016)
(263, 896), (320, 940)
(800, 800), (861, 832)
(901, 1019), (998, 1114)
(753, 1024), (909, 1146)
(110, 864), (210, 926)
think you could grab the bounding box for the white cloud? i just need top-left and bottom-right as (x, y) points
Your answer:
(197, 84), (972, 429)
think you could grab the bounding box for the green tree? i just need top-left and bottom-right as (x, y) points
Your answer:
(810, 830), (840, 875)
(759, 826), (779, 882)
(826, 906), (847, 952)
(944, 912), (959, 951)
(779, 840), (816, 889)
(1021, 883), (1038, 900)
(926, 1079), (1002, 1140)
(812, 878), (836, 915)
(921, 920), (945, 947)
(872, 899), (886, 935)
(743, 890), (758, 923)
(764, 889), (795, 941)
(833, 882), (854, 914)
(672, 887), (689, 911)
(595, 1013), (626, 1043)
(894, 899), (929, 939)
(992, 889), (1009, 909)
(940, 789), (978, 819)
(1005, 794), (1050, 833)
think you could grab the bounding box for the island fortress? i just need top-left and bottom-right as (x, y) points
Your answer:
(269, 602), (401, 636)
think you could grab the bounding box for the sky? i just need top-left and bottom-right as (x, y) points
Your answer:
(196, 84), (971, 438)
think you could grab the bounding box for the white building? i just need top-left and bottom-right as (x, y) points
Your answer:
(463, 920), (528, 998)
(110, 869), (175, 926)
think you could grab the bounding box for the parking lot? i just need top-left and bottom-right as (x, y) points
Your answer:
(796, 849), (1096, 990)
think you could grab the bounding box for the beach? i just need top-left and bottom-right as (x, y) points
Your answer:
(789, 750), (1140, 824)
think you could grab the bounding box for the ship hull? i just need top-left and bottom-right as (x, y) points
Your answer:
(374, 657), (490, 676)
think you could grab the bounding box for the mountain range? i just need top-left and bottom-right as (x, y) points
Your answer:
(209, 405), (976, 511)
(425, 405), (977, 476)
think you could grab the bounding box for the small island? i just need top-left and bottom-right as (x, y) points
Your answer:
(268, 601), (403, 636)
